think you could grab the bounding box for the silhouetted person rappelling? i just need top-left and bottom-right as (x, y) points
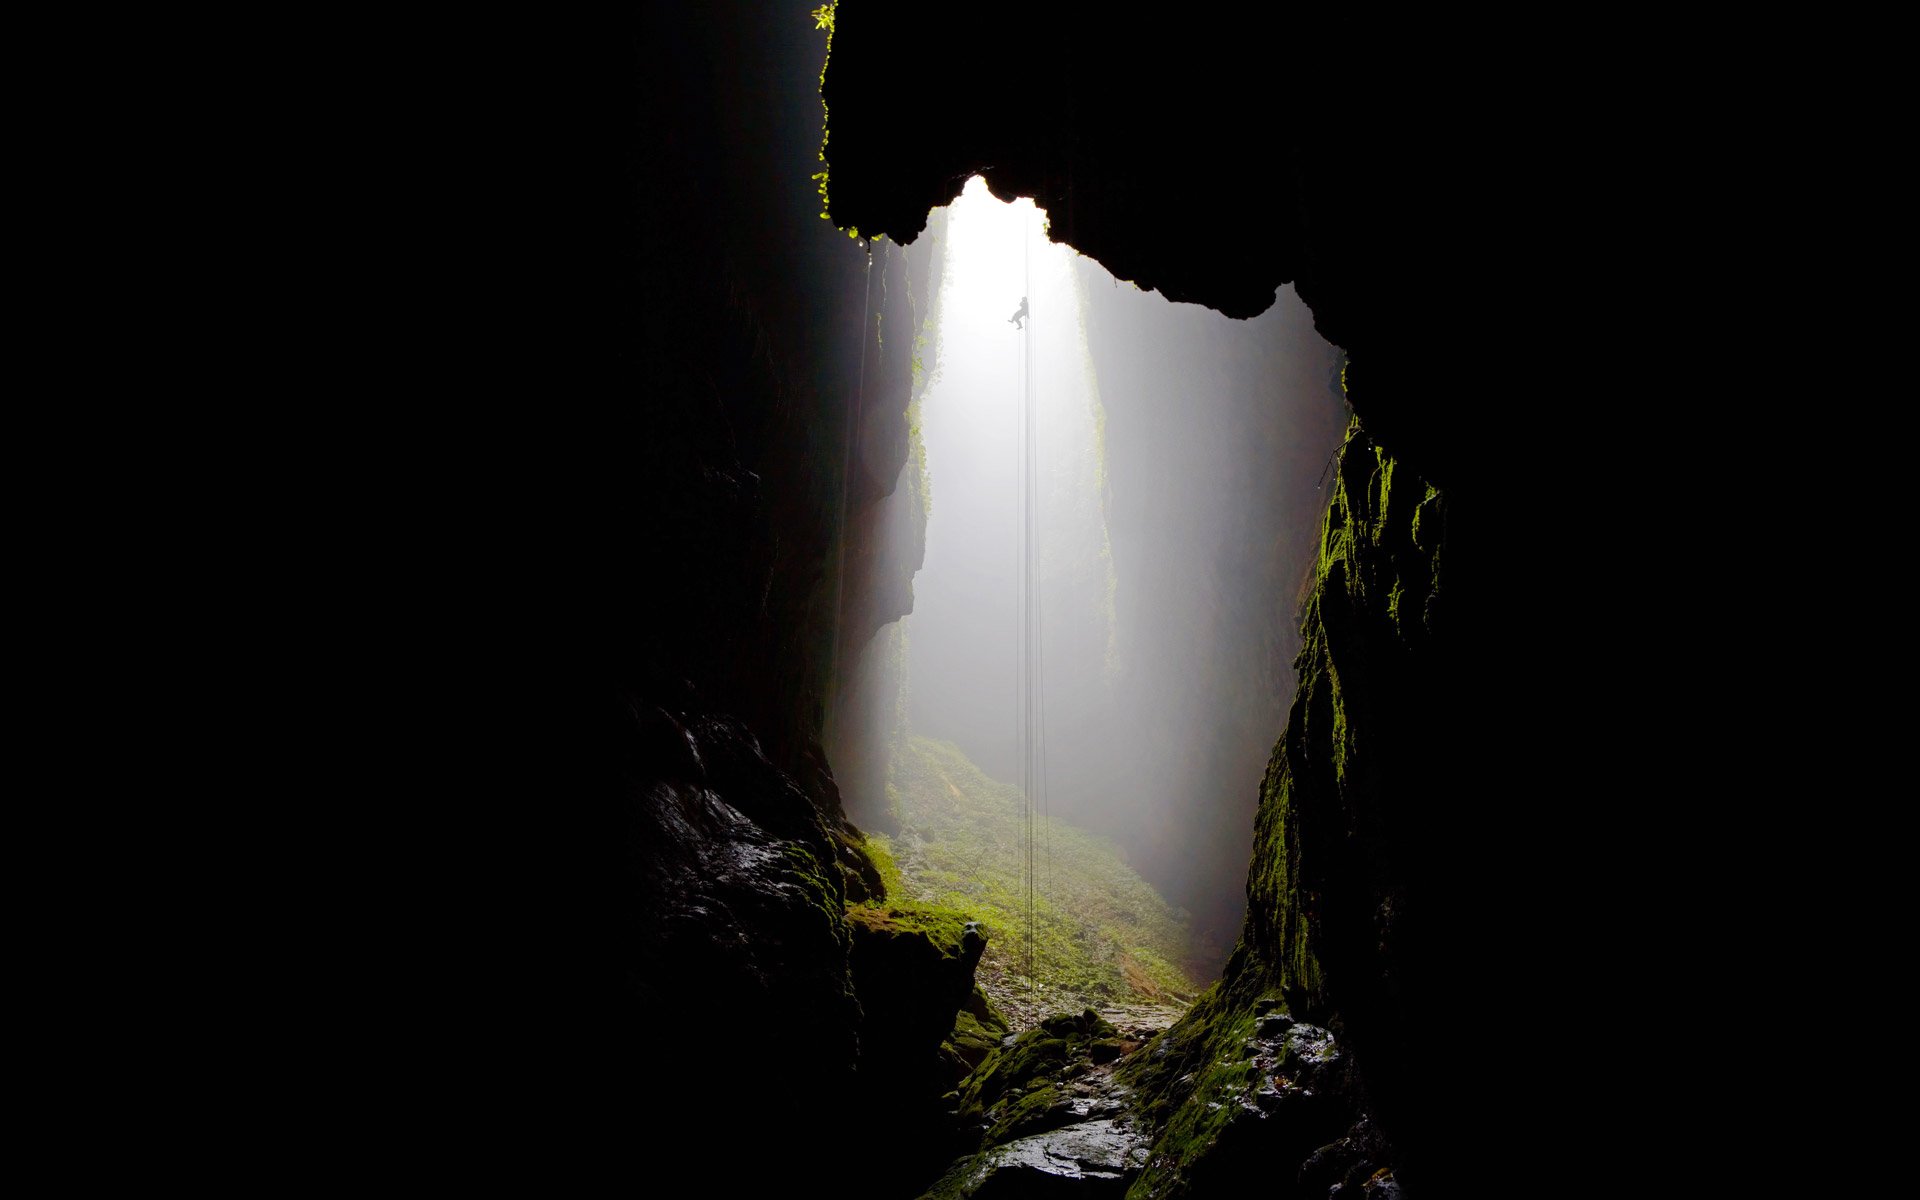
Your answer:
(1008, 296), (1029, 330)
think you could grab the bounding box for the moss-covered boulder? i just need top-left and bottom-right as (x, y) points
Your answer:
(1119, 987), (1371, 1199)
(847, 902), (989, 1065)
(943, 985), (1011, 1075)
(844, 901), (992, 1195)
(919, 1006), (1184, 1199)
(954, 1010), (1122, 1146)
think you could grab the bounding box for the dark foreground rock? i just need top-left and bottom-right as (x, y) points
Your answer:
(920, 1009), (1169, 1199)
(937, 1119), (1150, 1198)
(846, 907), (996, 1195)
(1119, 988), (1395, 1200)
(922, 1002), (1398, 1198)
(945, 984), (1013, 1076)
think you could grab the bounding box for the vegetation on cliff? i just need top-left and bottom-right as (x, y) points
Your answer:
(1116, 417), (1436, 1194)
(868, 736), (1198, 1018)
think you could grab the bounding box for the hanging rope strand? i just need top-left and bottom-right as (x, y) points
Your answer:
(1022, 214), (1035, 1013)
(1030, 225), (1050, 916)
(1010, 205), (1049, 1025)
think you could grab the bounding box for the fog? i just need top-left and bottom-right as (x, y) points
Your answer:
(857, 178), (1347, 970)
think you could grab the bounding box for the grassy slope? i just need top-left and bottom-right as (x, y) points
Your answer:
(866, 736), (1198, 1012)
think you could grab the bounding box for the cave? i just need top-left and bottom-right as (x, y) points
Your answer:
(394, 3), (1738, 1196)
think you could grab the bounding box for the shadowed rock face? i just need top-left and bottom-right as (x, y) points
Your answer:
(447, 7), (956, 1191)
(821, 6), (1584, 489)
(845, 909), (993, 1189)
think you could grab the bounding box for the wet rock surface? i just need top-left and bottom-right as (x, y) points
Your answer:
(945, 985), (1013, 1075)
(616, 696), (876, 1188)
(1174, 1018), (1359, 1195)
(921, 1007), (1182, 1199)
(848, 906), (989, 1076)
(962, 1120), (1150, 1198)
(923, 1002), (1398, 1199)
(1115, 983), (1397, 1199)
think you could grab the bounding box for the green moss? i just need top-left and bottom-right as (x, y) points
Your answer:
(765, 843), (855, 1002)
(811, 7), (835, 218)
(783, 843), (846, 924)
(884, 737), (1199, 1008)
(906, 397), (932, 520)
(985, 1084), (1064, 1143)
(1134, 1026), (1258, 1188)
(810, 4), (861, 239)
(850, 832), (990, 965)
(864, 830), (907, 896)
(846, 897), (975, 961)
(945, 1011), (1002, 1071)
(939, 983), (1012, 1080)
(905, 210), (948, 521)
(952, 1008), (1118, 1146)
(1115, 417), (1446, 1195)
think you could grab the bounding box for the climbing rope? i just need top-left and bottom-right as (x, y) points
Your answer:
(1023, 217), (1034, 1015)
(1015, 212), (1051, 1024)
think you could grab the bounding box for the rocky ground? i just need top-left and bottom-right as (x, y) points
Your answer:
(923, 1009), (1154, 1198)
(922, 997), (1399, 1199)
(974, 962), (1191, 1038)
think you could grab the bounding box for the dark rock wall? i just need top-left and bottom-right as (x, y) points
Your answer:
(827, 209), (946, 830)
(823, 5), (1549, 486)
(846, 908), (991, 1192)
(445, 5), (953, 1188)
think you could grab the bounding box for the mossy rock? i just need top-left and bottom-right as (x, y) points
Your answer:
(953, 1008), (1126, 1148)
(982, 1083), (1075, 1145)
(1040, 1009), (1117, 1040)
(946, 1010), (1004, 1073)
(845, 899), (990, 1102)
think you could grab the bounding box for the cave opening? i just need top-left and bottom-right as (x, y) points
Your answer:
(827, 176), (1349, 1034)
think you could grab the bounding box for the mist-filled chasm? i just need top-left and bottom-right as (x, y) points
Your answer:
(831, 178), (1347, 993)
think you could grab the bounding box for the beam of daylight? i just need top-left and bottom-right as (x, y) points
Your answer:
(908, 177), (1114, 862)
(869, 176), (1350, 984)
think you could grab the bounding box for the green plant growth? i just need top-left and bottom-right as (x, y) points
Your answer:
(1116, 983), (1293, 1198)
(905, 399), (932, 522)
(955, 1009), (1121, 1141)
(810, 3), (864, 240)
(850, 833), (987, 960)
(875, 737), (1199, 1010)
(905, 222), (947, 520)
